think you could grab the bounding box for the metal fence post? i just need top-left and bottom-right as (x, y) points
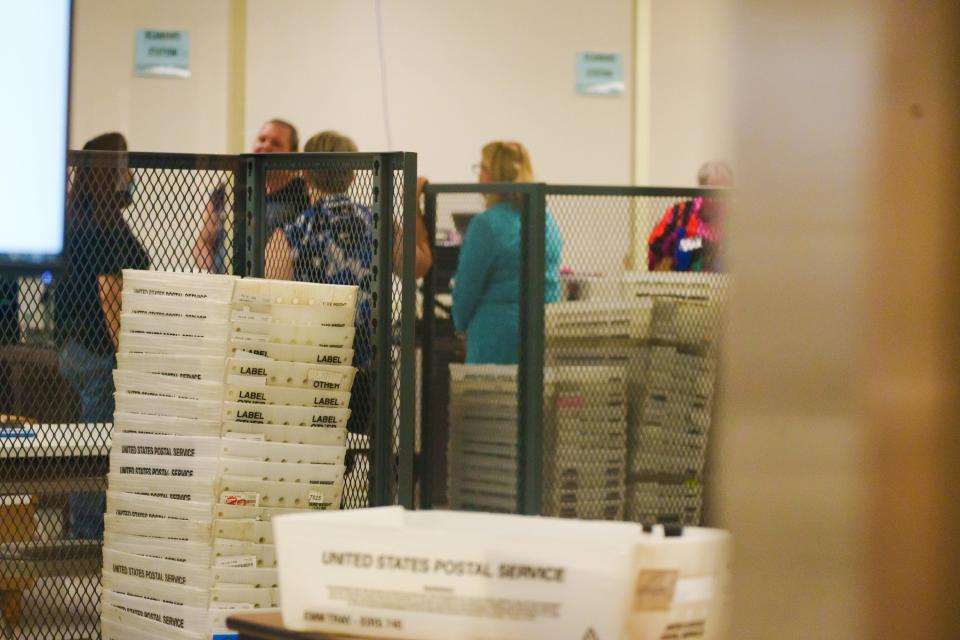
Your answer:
(232, 157), (248, 276)
(371, 154), (395, 506)
(398, 153), (418, 509)
(518, 183), (547, 516)
(243, 155), (266, 278)
(419, 190), (438, 509)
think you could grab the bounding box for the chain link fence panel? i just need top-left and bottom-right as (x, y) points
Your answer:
(0, 150), (418, 638)
(0, 152), (242, 639)
(422, 184), (729, 529)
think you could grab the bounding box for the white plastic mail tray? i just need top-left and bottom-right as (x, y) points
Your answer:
(122, 269), (237, 304)
(104, 532), (213, 567)
(118, 332), (231, 358)
(113, 412), (222, 438)
(210, 585), (274, 608)
(220, 438), (346, 465)
(218, 476), (343, 509)
(224, 384), (351, 409)
(102, 571), (210, 609)
(231, 319), (355, 349)
(627, 525), (731, 640)
(111, 432), (223, 460)
(116, 353), (227, 383)
(121, 291), (231, 323)
(112, 370), (224, 403)
(214, 503), (311, 522)
(106, 491), (213, 522)
(104, 514), (213, 542)
(449, 363), (518, 383)
(226, 358), (357, 392)
(221, 421), (347, 447)
(230, 340), (354, 367)
(120, 312), (231, 341)
(211, 566), (278, 589)
(233, 278), (357, 308)
(102, 588), (211, 638)
(546, 299), (652, 340)
(223, 402), (351, 430)
(115, 393), (223, 422)
(110, 453), (219, 480)
(273, 507), (646, 640)
(103, 547), (212, 590)
(232, 302), (357, 327)
(101, 606), (207, 640)
(215, 519), (275, 544)
(213, 540), (277, 569)
(107, 472), (218, 504)
(218, 458), (345, 484)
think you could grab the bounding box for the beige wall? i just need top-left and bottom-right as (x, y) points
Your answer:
(244, 0), (634, 185)
(71, 0), (231, 153)
(637, 0), (735, 187)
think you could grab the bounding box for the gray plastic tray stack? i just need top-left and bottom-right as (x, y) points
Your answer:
(101, 272), (360, 640)
(447, 364), (628, 519)
(543, 273), (726, 527)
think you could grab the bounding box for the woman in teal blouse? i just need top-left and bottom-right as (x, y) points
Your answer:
(452, 141), (562, 364)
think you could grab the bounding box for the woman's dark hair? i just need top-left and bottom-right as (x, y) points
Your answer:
(70, 132), (132, 227)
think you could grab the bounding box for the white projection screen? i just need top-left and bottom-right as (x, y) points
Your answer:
(0, 1), (72, 271)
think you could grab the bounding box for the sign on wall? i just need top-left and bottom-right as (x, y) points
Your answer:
(135, 29), (190, 78)
(576, 52), (624, 96)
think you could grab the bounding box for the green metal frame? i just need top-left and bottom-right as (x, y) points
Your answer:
(419, 181), (728, 516)
(420, 182), (548, 515)
(397, 153), (419, 509)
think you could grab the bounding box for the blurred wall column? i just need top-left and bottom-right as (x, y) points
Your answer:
(227, 0), (247, 153)
(715, 0), (959, 638)
(866, 1), (960, 639)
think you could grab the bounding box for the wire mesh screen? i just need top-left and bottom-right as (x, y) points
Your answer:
(423, 185), (728, 527)
(0, 152), (241, 639)
(255, 153), (416, 510)
(419, 192), (499, 508)
(259, 157), (373, 511)
(390, 166), (407, 507)
(544, 188), (728, 528)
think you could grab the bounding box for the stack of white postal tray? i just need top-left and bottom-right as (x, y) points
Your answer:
(103, 270), (236, 640)
(447, 364), (627, 519)
(102, 272), (362, 640)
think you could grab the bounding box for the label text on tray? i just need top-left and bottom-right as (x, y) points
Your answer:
(238, 391), (267, 402)
(313, 379), (340, 390)
(311, 415), (338, 426)
(317, 355), (343, 364)
(111, 563), (188, 585)
(236, 410), (264, 422)
(119, 466), (194, 477)
(320, 552), (565, 582)
(120, 445), (196, 457)
(239, 366), (268, 376)
(314, 397), (339, 406)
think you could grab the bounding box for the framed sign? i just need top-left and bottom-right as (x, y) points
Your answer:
(135, 29), (190, 78)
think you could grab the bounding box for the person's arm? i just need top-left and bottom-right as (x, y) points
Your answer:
(393, 176), (434, 279)
(193, 187), (224, 271)
(451, 216), (497, 332)
(265, 228), (294, 280)
(96, 274), (122, 351)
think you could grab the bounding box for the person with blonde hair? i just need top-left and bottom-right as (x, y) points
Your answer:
(452, 141), (562, 364)
(264, 131), (375, 438)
